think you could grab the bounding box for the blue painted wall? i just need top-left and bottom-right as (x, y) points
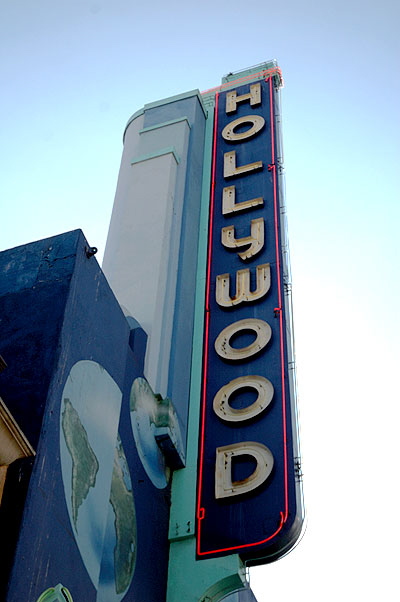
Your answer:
(0, 231), (170, 601)
(0, 232), (80, 450)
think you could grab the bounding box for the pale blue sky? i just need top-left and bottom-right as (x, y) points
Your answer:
(1, 1), (399, 600)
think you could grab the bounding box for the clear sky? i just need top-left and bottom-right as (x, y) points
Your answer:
(1, 1), (399, 600)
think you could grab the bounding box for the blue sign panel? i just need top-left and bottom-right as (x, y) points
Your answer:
(196, 78), (302, 563)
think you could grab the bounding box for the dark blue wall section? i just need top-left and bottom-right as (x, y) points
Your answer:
(0, 231), (80, 449)
(0, 231), (170, 602)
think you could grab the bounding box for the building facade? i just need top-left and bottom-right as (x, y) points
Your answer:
(0, 61), (303, 602)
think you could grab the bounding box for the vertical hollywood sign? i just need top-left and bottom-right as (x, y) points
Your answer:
(214, 83), (274, 498)
(197, 78), (294, 558)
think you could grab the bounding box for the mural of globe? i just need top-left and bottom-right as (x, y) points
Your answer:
(59, 360), (136, 600)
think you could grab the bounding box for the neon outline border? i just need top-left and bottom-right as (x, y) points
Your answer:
(196, 77), (290, 557)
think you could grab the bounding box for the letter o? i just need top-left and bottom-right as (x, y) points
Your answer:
(221, 115), (265, 142)
(213, 375), (274, 422)
(214, 318), (271, 361)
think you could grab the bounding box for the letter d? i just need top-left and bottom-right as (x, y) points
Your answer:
(215, 441), (274, 499)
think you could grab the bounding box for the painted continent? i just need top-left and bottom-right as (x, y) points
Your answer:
(62, 397), (99, 529)
(110, 439), (136, 594)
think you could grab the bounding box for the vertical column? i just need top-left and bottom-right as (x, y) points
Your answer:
(103, 92), (207, 449)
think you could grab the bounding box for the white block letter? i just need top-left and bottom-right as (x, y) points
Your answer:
(213, 375), (274, 422)
(226, 83), (261, 114)
(214, 318), (271, 361)
(224, 151), (263, 179)
(222, 186), (263, 215)
(222, 115), (265, 142)
(216, 263), (270, 307)
(221, 218), (264, 260)
(215, 441), (274, 498)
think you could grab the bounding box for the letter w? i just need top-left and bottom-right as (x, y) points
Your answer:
(216, 263), (270, 307)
